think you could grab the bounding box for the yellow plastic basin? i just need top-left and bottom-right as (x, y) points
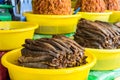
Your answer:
(24, 12), (81, 34)
(85, 48), (120, 70)
(78, 12), (112, 22)
(2, 48), (96, 80)
(0, 22), (38, 50)
(109, 11), (120, 23)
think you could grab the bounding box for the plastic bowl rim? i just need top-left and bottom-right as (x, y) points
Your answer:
(85, 48), (120, 54)
(0, 21), (38, 33)
(2, 48), (96, 74)
(78, 12), (112, 15)
(23, 12), (81, 18)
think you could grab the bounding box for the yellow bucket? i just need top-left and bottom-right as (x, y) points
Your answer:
(85, 48), (120, 70)
(78, 12), (112, 22)
(109, 11), (120, 23)
(0, 22), (38, 50)
(24, 12), (81, 34)
(2, 48), (96, 80)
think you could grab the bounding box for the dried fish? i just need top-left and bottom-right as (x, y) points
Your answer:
(19, 35), (87, 69)
(74, 19), (120, 49)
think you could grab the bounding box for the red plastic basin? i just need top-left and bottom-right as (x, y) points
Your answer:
(0, 51), (9, 80)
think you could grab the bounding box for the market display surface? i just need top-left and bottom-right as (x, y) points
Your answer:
(0, 0), (120, 80)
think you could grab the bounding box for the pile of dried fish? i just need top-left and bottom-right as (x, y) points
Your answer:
(18, 35), (87, 69)
(74, 19), (120, 49)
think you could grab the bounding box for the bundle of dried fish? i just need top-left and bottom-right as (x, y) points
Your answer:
(74, 19), (120, 49)
(114, 22), (120, 48)
(18, 35), (87, 69)
(114, 22), (120, 28)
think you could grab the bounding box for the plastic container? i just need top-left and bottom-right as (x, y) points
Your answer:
(0, 51), (8, 80)
(109, 11), (120, 23)
(85, 48), (120, 70)
(0, 4), (13, 21)
(2, 48), (96, 80)
(24, 12), (81, 34)
(0, 22), (38, 50)
(78, 12), (112, 22)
